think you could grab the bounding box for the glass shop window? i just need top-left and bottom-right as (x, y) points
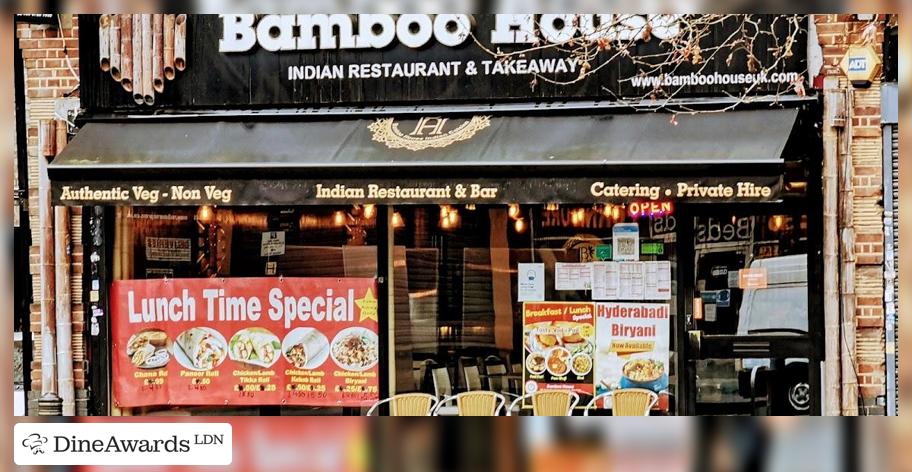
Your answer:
(692, 213), (809, 336)
(119, 206), (379, 281)
(391, 203), (678, 414)
(692, 212), (811, 415)
(115, 205), (379, 415)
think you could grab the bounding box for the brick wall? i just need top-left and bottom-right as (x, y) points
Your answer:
(16, 18), (88, 415)
(815, 14), (887, 411)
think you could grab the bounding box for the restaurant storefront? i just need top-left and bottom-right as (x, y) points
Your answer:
(52, 14), (823, 415)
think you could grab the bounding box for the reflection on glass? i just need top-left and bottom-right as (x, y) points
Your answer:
(393, 204), (678, 414)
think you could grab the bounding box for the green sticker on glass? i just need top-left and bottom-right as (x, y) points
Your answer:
(641, 242), (665, 255)
(595, 244), (612, 261)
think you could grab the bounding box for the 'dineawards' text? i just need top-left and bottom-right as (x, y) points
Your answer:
(53, 435), (191, 453)
(59, 185), (233, 204)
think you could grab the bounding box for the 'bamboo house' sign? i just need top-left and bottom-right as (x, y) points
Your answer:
(98, 14), (187, 105)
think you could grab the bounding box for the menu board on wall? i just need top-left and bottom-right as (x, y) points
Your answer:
(111, 277), (379, 408)
(522, 302), (595, 398)
(594, 302), (671, 406)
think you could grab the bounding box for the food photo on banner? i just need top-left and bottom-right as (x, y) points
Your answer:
(112, 277), (379, 407)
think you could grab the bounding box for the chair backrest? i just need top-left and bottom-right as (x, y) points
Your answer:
(612, 389), (658, 416)
(390, 393), (437, 416)
(532, 390), (579, 416)
(431, 367), (452, 398)
(485, 364), (507, 392)
(456, 391), (505, 416)
(464, 365), (483, 391)
(511, 363), (523, 375)
(367, 393), (438, 416)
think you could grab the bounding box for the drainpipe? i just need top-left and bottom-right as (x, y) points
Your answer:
(37, 119), (61, 416)
(54, 119), (75, 416)
(881, 82), (897, 416)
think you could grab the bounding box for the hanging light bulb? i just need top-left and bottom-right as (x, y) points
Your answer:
(545, 203), (559, 212)
(465, 203), (476, 211)
(508, 203), (521, 219)
(769, 215), (785, 232)
(363, 204), (376, 219)
(514, 217), (526, 233)
(440, 207), (459, 229)
(392, 212), (404, 228)
(602, 204), (613, 218)
(334, 211), (346, 227)
(612, 206), (620, 220)
(197, 205), (215, 225)
(572, 208), (585, 226)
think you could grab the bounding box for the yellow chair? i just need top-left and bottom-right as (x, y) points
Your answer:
(366, 393), (439, 416)
(584, 389), (658, 416)
(433, 391), (506, 416)
(506, 390), (580, 416)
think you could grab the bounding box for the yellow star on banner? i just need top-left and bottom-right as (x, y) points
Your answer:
(355, 288), (378, 322)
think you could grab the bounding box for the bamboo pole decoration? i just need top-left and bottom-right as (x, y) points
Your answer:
(152, 14), (165, 93)
(163, 14), (176, 80)
(54, 205), (75, 416)
(40, 120), (56, 157)
(132, 14), (144, 104)
(120, 14), (133, 92)
(110, 14), (122, 81)
(174, 14), (187, 71)
(838, 88), (859, 416)
(822, 78), (843, 416)
(112, 208), (123, 282)
(141, 14), (154, 105)
(99, 15), (111, 72)
(55, 119), (68, 154)
(126, 207), (135, 279)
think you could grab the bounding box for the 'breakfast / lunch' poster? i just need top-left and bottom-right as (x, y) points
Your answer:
(522, 302), (596, 399)
(111, 277), (379, 408)
(594, 302), (671, 406)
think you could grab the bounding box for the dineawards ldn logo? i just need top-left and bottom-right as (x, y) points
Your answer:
(21, 433), (48, 454)
(14, 422), (232, 466)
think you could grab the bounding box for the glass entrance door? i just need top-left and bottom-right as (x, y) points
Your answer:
(677, 206), (822, 415)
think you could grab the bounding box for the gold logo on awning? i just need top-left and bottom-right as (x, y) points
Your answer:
(368, 116), (491, 151)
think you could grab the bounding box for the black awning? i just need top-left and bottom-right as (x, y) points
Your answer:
(51, 108), (797, 171)
(49, 108), (802, 206)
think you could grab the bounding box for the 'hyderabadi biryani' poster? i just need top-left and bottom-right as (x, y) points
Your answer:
(595, 302), (671, 409)
(111, 277), (379, 407)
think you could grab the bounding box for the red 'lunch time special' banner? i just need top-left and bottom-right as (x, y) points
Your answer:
(111, 277), (379, 408)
